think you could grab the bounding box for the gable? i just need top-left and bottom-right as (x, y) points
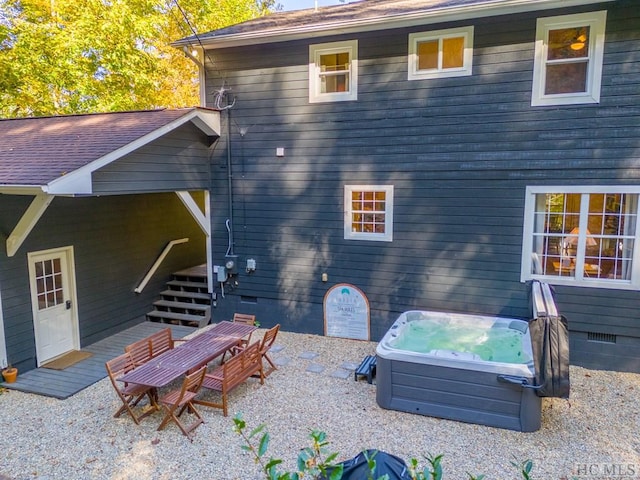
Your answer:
(0, 108), (220, 196)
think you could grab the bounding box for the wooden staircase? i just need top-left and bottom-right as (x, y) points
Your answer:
(146, 264), (213, 328)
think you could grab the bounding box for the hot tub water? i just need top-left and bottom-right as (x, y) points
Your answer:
(391, 317), (531, 364)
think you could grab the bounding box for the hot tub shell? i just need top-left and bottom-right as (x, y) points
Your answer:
(376, 310), (541, 432)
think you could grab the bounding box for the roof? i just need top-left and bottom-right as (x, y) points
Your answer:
(0, 108), (220, 195)
(174, 0), (615, 49)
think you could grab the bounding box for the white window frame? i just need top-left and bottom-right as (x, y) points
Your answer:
(531, 11), (607, 106)
(521, 186), (640, 290)
(344, 185), (394, 242)
(408, 26), (474, 81)
(309, 40), (358, 103)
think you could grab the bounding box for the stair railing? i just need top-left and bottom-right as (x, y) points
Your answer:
(134, 238), (189, 294)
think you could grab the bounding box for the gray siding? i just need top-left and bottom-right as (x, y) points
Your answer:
(204, 1), (640, 371)
(0, 192), (206, 371)
(92, 124), (212, 194)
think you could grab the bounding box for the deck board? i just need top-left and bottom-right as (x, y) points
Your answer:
(3, 321), (196, 399)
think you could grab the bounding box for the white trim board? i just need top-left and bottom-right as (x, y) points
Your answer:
(176, 0), (615, 50)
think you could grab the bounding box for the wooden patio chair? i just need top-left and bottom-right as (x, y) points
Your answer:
(157, 366), (207, 440)
(222, 313), (257, 362)
(105, 352), (158, 425)
(257, 324), (280, 377)
(147, 327), (176, 357)
(124, 338), (152, 367)
(233, 313), (256, 326)
(226, 323), (280, 377)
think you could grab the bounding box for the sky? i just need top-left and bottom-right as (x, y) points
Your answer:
(277, 0), (344, 11)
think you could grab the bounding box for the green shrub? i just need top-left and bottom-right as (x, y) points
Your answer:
(233, 413), (541, 480)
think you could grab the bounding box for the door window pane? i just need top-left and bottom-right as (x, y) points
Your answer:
(34, 258), (65, 310)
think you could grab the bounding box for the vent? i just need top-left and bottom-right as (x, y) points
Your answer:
(587, 332), (617, 344)
(240, 295), (258, 304)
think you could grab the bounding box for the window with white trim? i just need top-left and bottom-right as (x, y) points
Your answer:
(309, 40), (358, 103)
(521, 187), (640, 290)
(408, 26), (474, 80)
(531, 11), (607, 106)
(344, 185), (393, 242)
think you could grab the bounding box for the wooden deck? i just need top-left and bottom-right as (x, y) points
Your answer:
(3, 321), (196, 399)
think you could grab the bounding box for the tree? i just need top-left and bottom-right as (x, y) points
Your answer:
(0, 0), (274, 117)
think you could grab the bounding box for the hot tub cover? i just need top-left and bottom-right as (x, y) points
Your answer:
(322, 450), (411, 480)
(529, 314), (570, 398)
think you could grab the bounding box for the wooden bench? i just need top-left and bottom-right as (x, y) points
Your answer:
(354, 355), (377, 384)
(125, 327), (177, 366)
(194, 341), (264, 416)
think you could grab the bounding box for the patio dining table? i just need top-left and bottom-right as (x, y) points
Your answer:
(119, 321), (256, 389)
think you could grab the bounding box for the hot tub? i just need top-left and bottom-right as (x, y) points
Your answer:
(376, 310), (541, 432)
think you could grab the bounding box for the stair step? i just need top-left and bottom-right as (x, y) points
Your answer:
(153, 299), (210, 312)
(160, 289), (210, 301)
(146, 310), (209, 328)
(146, 264), (212, 328)
(166, 279), (208, 290)
(173, 264), (207, 278)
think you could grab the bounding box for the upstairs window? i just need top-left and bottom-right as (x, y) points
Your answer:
(344, 185), (393, 242)
(408, 26), (474, 80)
(309, 40), (358, 103)
(522, 186), (640, 290)
(532, 11), (607, 106)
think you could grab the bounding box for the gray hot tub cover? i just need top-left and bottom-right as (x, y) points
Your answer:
(529, 314), (570, 398)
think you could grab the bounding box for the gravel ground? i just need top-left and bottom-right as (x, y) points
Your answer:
(1, 328), (639, 480)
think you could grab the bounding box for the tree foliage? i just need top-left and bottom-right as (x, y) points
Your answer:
(0, 0), (274, 117)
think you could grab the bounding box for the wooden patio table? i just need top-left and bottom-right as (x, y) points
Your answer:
(119, 321), (256, 389)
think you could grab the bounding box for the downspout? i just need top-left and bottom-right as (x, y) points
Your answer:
(227, 107), (234, 256)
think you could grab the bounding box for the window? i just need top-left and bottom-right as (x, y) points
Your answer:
(522, 186), (640, 290)
(309, 40), (358, 103)
(408, 26), (474, 80)
(344, 185), (393, 242)
(531, 11), (607, 106)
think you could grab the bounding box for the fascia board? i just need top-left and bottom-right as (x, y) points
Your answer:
(45, 109), (220, 196)
(0, 186), (47, 195)
(180, 0), (616, 49)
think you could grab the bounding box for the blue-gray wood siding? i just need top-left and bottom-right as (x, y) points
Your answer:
(92, 124), (212, 194)
(0, 192), (206, 372)
(204, 0), (640, 370)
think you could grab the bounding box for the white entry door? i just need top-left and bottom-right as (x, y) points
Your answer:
(28, 247), (79, 365)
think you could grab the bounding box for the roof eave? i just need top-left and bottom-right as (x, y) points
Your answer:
(44, 108), (221, 196)
(174, 0), (616, 49)
(0, 186), (46, 196)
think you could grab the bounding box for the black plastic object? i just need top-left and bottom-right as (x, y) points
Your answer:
(528, 314), (570, 398)
(321, 450), (412, 480)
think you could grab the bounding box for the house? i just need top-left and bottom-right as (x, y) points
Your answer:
(172, 0), (640, 372)
(0, 108), (220, 372)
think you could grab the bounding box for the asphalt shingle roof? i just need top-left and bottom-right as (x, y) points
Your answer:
(175, 0), (601, 46)
(181, 0), (491, 41)
(0, 108), (209, 187)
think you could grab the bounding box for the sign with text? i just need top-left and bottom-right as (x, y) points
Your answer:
(323, 283), (370, 341)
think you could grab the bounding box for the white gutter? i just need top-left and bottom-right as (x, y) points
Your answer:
(176, 0), (615, 49)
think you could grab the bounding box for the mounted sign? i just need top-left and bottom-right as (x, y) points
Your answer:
(323, 283), (370, 341)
